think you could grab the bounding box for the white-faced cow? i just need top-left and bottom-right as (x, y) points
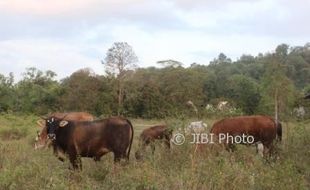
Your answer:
(35, 112), (95, 149)
(217, 101), (229, 111)
(210, 115), (282, 157)
(44, 116), (134, 170)
(185, 121), (208, 135)
(292, 106), (306, 119)
(35, 112), (94, 161)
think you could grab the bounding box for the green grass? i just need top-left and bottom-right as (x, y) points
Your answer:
(0, 114), (309, 190)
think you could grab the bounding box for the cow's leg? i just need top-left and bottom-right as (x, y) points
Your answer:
(164, 137), (171, 149)
(57, 156), (65, 162)
(68, 151), (80, 170)
(77, 157), (82, 169)
(113, 151), (122, 162)
(268, 143), (274, 157)
(150, 143), (156, 154)
(121, 151), (128, 162)
(225, 143), (235, 152)
(263, 142), (273, 159)
(53, 147), (66, 162)
(256, 143), (264, 157)
(52, 146), (64, 162)
(94, 148), (109, 162)
(135, 144), (146, 160)
(94, 157), (101, 162)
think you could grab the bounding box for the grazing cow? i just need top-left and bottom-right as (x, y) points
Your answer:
(206, 104), (215, 112)
(44, 116), (134, 169)
(185, 121), (208, 135)
(135, 125), (172, 160)
(210, 115), (282, 156)
(217, 101), (229, 111)
(292, 106), (306, 119)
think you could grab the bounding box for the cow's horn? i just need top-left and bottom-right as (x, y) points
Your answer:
(36, 120), (45, 127)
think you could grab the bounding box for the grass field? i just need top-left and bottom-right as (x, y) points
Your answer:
(0, 114), (309, 190)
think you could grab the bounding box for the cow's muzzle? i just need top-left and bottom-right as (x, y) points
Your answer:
(47, 134), (56, 140)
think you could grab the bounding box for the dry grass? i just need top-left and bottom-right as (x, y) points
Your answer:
(0, 114), (309, 190)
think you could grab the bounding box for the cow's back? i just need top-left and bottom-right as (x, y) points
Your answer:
(141, 125), (167, 141)
(52, 112), (94, 121)
(210, 115), (277, 143)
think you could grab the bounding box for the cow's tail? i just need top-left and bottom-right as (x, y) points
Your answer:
(126, 119), (134, 160)
(276, 121), (282, 142)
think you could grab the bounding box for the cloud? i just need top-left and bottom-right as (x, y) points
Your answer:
(0, 0), (186, 41)
(0, 0), (309, 81)
(173, 0), (310, 38)
(0, 0), (142, 16)
(0, 39), (104, 81)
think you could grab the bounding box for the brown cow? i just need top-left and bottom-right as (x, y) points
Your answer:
(35, 112), (94, 161)
(135, 125), (172, 160)
(44, 116), (134, 169)
(210, 115), (282, 156)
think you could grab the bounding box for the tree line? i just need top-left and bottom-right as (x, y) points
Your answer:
(0, 42), (310, 119)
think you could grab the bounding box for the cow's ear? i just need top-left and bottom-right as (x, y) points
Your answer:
(59, 120), (69, 127)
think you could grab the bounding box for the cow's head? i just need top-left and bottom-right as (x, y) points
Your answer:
(34, 119), (49, 150)
(44, 116), (68, 140)
(34, 128), (48, 149)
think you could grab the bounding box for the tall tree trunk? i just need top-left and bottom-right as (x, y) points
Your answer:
(274, 88), (279, 123)
(117, 79), (123, 116)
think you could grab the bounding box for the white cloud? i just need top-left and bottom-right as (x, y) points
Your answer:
(0, 0), (144, 16)
(0, 0), (309, 81)
(0, 39), (104, 81)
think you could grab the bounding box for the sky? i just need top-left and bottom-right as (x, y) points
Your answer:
(0, 0), (309, 81)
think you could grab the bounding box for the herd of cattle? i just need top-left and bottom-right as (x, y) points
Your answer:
(34, 112), (282, 170)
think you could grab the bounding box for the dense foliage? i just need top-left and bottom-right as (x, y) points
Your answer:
(1, 43), (310, 118)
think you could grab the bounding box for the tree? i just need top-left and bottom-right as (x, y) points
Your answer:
(304, 84), (310, 95)
(15, 68), (60, 114)
(102, 42), (138, 115)
(157, 59), (183, 68)
(60, 68), (111, 115)
(129, 82), (166, 118)
(275, 44), (289, 57)
(210, 53), (232, 65)
(259, 55), (295, 121)
(0, 73), (14, 112)
(228, 75), (261, 114)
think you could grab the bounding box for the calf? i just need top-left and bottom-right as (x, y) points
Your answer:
(135, 125), (172, 160)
